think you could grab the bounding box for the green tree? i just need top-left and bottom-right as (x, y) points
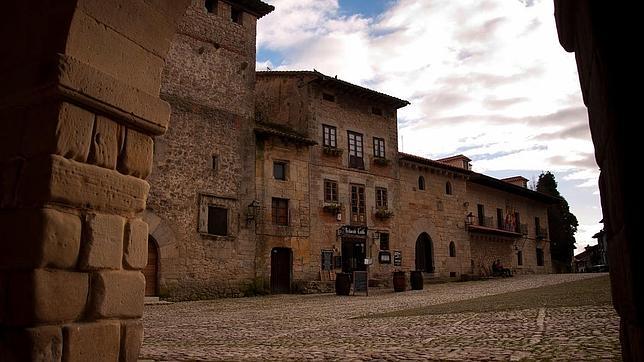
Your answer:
(536, 171), (579, 272)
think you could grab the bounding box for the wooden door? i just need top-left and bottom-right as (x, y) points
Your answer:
(143, 236), (158, 296)
(271, 248), (292, 293)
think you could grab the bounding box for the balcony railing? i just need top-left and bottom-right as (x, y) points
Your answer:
(467, 217), (526, 238)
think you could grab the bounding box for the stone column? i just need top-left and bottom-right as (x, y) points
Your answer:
(554, 1), (641, 360)
(0, 1), (188, 360)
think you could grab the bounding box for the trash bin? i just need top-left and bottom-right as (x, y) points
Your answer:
(335, 272), (351, 295)
(393, 271), (406, 292)
(410, 270), (423, 290)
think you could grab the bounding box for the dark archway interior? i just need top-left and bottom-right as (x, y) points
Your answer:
(415, 233), (434, 272)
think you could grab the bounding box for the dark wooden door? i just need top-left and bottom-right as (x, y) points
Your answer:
(271, 248), (292, 293)
(415, 233), (433, 272)
(143, 236), (158, 296)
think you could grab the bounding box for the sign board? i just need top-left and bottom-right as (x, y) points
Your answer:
(321, 250), (333, 271)
(378, 251), (391, 264)
(338, 225), (368, 237)
(353, 271), (368, 296)
(393, 250), (402, 266)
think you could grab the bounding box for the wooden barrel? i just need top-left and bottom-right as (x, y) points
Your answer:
(335, 272), (351, 295)
(393, 271), (406, 292)
(410, 270), (423, 290)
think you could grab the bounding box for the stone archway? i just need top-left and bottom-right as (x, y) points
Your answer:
(0, 1), (190, 359)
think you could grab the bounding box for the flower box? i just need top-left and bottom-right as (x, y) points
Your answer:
(323, 146), (343, 157)
(375, 209), (394, 219)
(373, 157), (390, 166)
(323, 203), (342, 214)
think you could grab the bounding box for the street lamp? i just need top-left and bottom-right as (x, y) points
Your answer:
(465, 212), (474, 226)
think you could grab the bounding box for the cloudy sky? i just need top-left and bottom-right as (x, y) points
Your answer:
(255, 0), (602, 253)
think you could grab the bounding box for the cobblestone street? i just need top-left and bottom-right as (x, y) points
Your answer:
(141, 274), (620, 361)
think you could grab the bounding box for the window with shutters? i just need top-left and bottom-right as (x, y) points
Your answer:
(198, 194), (235, 238)
(322, 124), (337, 148)
(379, 233), (390, 250)
(273, 161), (287, 180)
(324, 179), (338, 203)
(375, 187), (388, 209)
(272, 198), (289, 226)
(373, 137), (385, 158)
(347, 131), (364, 169)
(350, 184), (366, 224)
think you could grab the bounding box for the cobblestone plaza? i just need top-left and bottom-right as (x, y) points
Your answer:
(141, 274), (619, 361)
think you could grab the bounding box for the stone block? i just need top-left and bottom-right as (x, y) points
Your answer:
(123, 218), (148, 270)
(79, 213), (125, 270)
(22, 101), (94, 162)
(18, 154), (149, 213)
(88, 115), (122, 170)
(117, 128), (153, 179)
(0, 326), (63, 362)
(0, 207), (82, 270)
(66, 9), (166, 96)
(91, 271), (145, 319)
(63, 322), (121, 362)
(6, 269), (88, 326)
(119, 320), (144, 362)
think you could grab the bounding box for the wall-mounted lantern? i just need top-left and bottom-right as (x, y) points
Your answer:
(465, 212), (474, 226)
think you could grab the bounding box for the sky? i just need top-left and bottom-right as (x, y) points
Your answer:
(255, 0), (602, 254)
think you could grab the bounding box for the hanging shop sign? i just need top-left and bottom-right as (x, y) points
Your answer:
(338, 225), (368, 237)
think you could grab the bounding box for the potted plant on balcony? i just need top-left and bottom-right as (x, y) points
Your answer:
(375, 208), (394, 219)
(323, 202), (342, 215)
(373, 157), (390, 166)
(322, 146), (343, 157)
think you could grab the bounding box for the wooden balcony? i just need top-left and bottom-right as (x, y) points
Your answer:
(467, 217), (526, 238)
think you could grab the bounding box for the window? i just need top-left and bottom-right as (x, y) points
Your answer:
(272, 198), (289, 226)
(449, 241), (456, 257)
(418, 176), (425, 190)
(497, 208), (503, 229)
(535, 217), (541, 237)
(477, 204), (485, 225)
(322, 92), (335, 102)
(372, 107), (383, 116)
(350, 184), (366, 224)
(324, 179), (338, 203)
(536, 248), (544, 266)
(445, 181), (453, 195)
(231, 7), (242, 24)
(322, 124), (337, 147)
(373, 137), (385, 158)
(211, 154), (219, 171)
(207, 206), (227, 236)
(515, 212), (522, 233)
(517, 250), (523, 265)
(375, 187), (388, 209)
(273, 161), (287, 180)
(379, 233), (390, 250)
(347, 131), (364, 169)
(205, 0), (217, 13)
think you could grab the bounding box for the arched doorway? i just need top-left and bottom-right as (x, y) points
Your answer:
(415, 232), (434, 272)
(144, 235), (159, 296)
(271, 248), (292, 293)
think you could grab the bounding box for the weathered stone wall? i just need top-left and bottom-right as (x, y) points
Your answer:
(148, 0), (260, 299)
(255, 75), (313, 135)
(398, 165), (472, 278)
(255, 136), (312, 286)
(465, 182), (552, 275)
(1, 0), (189, 358)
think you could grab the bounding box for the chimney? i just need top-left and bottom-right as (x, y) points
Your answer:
(501, 176), (529, 188)
(436, 154), (472, 170)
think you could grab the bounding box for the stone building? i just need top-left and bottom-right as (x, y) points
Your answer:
(146, 0), (274, 299)
(143, 1), (556, 300)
